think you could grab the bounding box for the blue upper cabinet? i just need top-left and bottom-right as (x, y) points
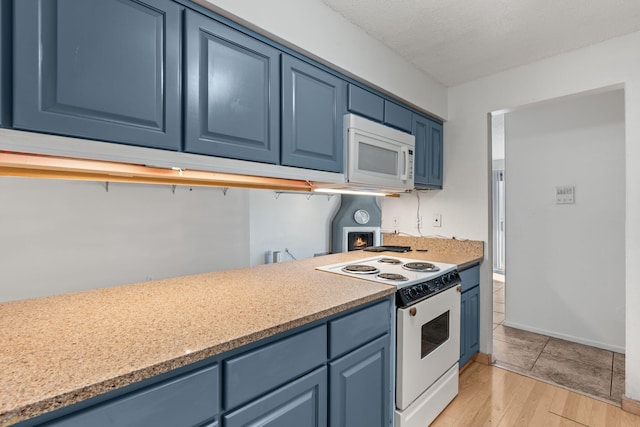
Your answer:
(348, 84), (384, 122)
(281, 55), (346, 173)
(184, 11), (280, 164)
(383, 101), (412, 133)
(413, 114), (444, 189)
(0, 0), (11, 127)
(348, 84), (413, 133)
(13, 0), (181, 151)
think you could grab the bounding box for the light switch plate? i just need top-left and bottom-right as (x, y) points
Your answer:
(555, 186), (575, 204)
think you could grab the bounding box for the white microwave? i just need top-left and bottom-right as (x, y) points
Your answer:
(345, 114), (415, 192)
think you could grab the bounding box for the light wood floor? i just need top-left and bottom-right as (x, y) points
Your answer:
(431, 362), (640, 426)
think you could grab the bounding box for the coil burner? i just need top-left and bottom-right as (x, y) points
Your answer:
(341, 264), (380, 274)
(402, 262), (440, 273)
(377, 273), (409, 281)
(378, 258), (403, 265)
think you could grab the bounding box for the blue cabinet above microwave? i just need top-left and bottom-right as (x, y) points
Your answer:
(347, 84), (412, 133)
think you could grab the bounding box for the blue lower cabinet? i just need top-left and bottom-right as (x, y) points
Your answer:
(40, 364), (220, 427)
(15, 297), (393, 427)
(460, 266), (480, 366)
(224, 367), (327, 427)
(13, 0), (182, 151)
(329, 334), (391, 427)
(184, 10), (281, 163)
(223, 326), (327, 409)
(281, 55), (346, 173)
(328, 299), (391, 358)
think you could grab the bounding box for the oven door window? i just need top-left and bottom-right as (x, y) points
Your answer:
(421, 310), (450, 358)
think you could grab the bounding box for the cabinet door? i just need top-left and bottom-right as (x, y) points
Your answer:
(459, 289), (469, 366)
(467, 285), (480, 359)
(224, 367), (327, 427)
(184, 11), (280, 163)
(460, 286), (480, 367)
(13, 0), (181, 150)
(347, 84), (383, 122)
(383, 100), (412, 133)
(282, 55), (346, 173)
(413, 114), (443, 189)
(427, 119), (444, 188)
(329, 335), (390, 427)
(0, 0), (10, 127)
(41, 364), (219, 427)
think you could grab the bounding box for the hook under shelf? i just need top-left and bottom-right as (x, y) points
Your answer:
(273, 191), (333, 200)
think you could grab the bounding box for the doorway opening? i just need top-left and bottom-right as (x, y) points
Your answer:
(489, 88), (626, 403)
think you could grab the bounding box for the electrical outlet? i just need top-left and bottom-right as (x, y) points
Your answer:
(392, 216), (399, 232)
(432, 213), (442, 227)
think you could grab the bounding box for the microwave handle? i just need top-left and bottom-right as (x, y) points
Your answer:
(400, 146), (409, 181)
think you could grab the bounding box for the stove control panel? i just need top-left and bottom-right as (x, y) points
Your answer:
(396, 270), (462, 307)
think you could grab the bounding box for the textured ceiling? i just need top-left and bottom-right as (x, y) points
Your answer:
(320, 0), (640, 86)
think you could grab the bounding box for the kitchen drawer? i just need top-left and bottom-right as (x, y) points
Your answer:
(329, 300), (391, 358)
(224, 366), (327, 427)
(348, 84), (384, 122)
(42, 364), (219, 427)
(460, 264), (480, 293)
(384, 100), (413, 132)
(224, 325), (327, 410)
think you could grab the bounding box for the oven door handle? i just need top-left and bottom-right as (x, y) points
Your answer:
(409, 307), (417, 316)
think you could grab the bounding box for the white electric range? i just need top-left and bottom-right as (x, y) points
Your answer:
(317, 255), (462, 427)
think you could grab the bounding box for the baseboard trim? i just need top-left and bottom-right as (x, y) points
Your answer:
(473, 352), (492, 365)
(459, 359), (474, 373)
(622, 396), (640, 415)
(501, 321), (625, 354)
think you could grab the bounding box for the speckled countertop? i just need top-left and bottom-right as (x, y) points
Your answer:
(0, 243), (482, 426)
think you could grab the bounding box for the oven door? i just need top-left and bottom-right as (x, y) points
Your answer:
(396, 285), (461, 410)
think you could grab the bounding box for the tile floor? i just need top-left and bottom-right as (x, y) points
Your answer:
(492, 277), (625, 403)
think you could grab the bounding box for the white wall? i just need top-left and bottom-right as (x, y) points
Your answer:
(491, 114), (505, 161)
(248, 191), (341, 266)
(0, 179), (340, 302)
(505, 89), (625, 352)
(195, 0), (447, 119)
(427, 31), (640, 401)
(0, 177), (250, 302)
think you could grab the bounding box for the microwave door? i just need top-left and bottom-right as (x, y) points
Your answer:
(348, 130), (405, 188)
